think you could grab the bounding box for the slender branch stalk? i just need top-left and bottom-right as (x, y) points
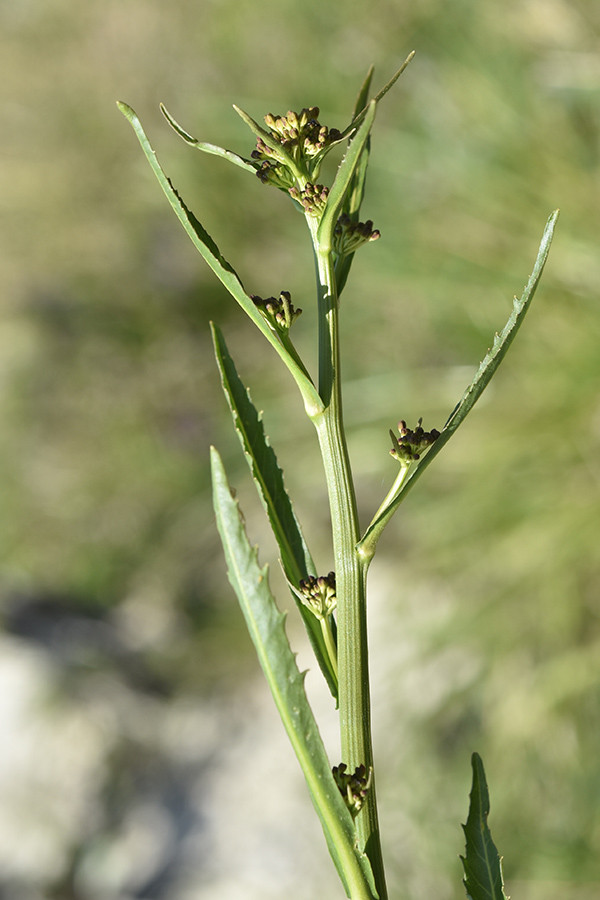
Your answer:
(321, 617), (339, 680)
(369, 464), (411, 537)
(358, 464), (411, 565)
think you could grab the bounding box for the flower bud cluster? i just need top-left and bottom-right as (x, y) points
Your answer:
(252, 291), (302, 334)
(253, 107), (342, 165)
(332, 763), (373, 817)
(333, 214), (381, 256)
(390, 418), (440, 464)
(298, 571), (336, 620)
(288, 183), (330, 217)
(252, 107), (342, 190)
(255, 160), (296, 190)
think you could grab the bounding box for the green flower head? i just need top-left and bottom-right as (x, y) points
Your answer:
(298, 571), (337, 619)
(332, 763), (373, 818)
(390, 418), (440, 465)
(252, 107), (343, 185)
(251, 290), (302, 334)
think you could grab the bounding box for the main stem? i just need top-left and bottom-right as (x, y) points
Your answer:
(309, 221), (387, 900)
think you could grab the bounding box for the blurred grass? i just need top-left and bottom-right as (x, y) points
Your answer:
(1, 0), (599, 897)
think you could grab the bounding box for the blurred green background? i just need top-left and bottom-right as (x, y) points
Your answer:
(1, 1), (599, 898)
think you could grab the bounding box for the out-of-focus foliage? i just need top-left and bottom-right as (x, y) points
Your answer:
(1, 1), (599, 899)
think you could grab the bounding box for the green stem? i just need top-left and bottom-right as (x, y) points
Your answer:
(308, 217), (387, 900)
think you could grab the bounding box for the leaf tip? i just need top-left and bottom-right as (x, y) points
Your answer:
(160, 103), (199, 145)
(544, 208), (560, 240)
(116, 100), (133, 118)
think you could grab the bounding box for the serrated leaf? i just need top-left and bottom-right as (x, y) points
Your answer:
(117, 101), (323, 418)
(358, 209), (559, 559)
(211, 322), (338, 700)
(461, 753), (508, 900)
(160, 103), (258, 173)
(210, 447), (377, 900)
(211, 323), (313, 580)
(317, 100), (377, 253)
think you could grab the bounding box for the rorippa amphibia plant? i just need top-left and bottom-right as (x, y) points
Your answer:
(118, 55), (558, 900)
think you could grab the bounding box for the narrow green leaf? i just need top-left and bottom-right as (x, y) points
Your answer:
(461, 753), (508, 900)
(357, 209), (559, 560)
(331, 56), (415, 290)
(160, 103), (258, 173)
(369, 51), (415, 109)
(333, 128), (372, 297)
(341, 137), (371, 222)
(339, 52), (415, 140)
(211, 322), (338, 700)
(317, 100), (377, 252)
(439, 209), (559, 434)
(352, 65), (375, 120)
(331, 67), (379, 297)
(211, 323), (313, 580)
(117, 101), (323, 418)
(210, 447), (378, 900)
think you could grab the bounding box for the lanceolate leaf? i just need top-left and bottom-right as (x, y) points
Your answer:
(461, 753), (508, 900)
(357, 209), (559, 560)
(210, 447), (377, 900)
(117, 101), (323, 418)
(211, 323), (338, 700)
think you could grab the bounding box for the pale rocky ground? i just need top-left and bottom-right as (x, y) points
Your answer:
(0, 563), (472, 900)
